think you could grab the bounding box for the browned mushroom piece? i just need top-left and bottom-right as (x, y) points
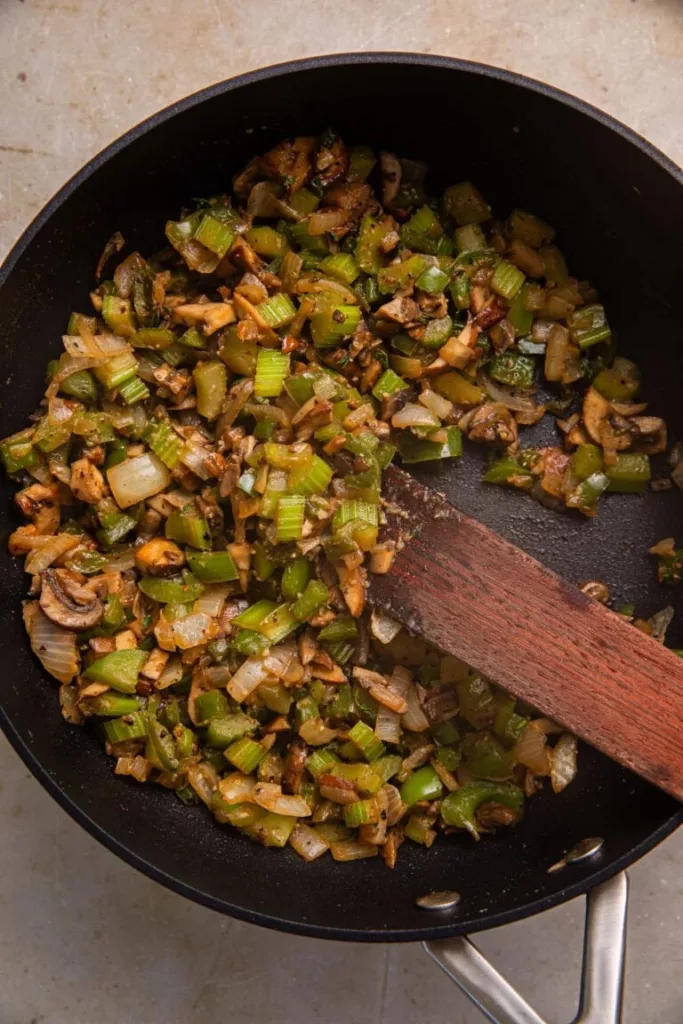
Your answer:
(39, 568), (104, 630)
(476, 802), (521, 830)
(282, 738), (308, 795)
(314, 134), (349, 187)
(135, 538), (186, 576)
(579, 580), (611, 604)
(582, 387), (636, 453)
(69, 457), (105, 504)
(379, 152), (402, 209)
(467, 403), (519, 451)
(259, 136), (315, 193)
(631, 416), (667, 455)
(14, 482), (61, 534)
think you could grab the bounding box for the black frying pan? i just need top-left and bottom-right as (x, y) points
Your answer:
(0, 54), (681, 943)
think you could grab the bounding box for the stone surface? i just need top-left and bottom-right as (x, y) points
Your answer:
(1, 2), (682, 1022)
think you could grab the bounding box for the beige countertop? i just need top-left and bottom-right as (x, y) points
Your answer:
(1, 2), (682, 1022)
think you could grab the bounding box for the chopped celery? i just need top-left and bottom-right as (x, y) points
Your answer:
(186, 550), (239, 582)
(288, 455), (333, 495)
(254, 349), (289, 398)
(310, 304), (361, 348)
(165, 509), (212, 549)
(320, 253), (360, 285)
(84, 649), (148, 694)
(193, 360), (227, 420)
(443, 182), (491, 225)
(256, 293), (297, 329)
(276, 494), (305, 541)
(488, 352), (536, 389)
(491, 260), (525, 300)
(397, 427), (462, 464)
(244, 225), (290, 258)
(372, 368), (408, 399)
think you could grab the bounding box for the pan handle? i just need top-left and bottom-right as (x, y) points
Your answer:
(423, 871), (628, 1024)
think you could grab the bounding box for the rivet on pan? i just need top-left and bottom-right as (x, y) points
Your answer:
(415, 890), (461, 911)
(547, 836), (604, 874)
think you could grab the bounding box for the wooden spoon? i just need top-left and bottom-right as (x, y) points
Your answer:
(368, 465), (683, 802)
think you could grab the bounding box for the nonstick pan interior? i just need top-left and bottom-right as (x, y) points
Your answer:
(0, 55), (681, 941)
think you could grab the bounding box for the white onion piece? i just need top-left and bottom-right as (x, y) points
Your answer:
(289, 822), (330, 861)
(384, 783), (405, 827)
(263, 642), (301, 681)
(330, 839), (378, 861)
(180, 443), (212, 481)
(550, 734), (578, 793)
(218, 772), (257, 804)
(227, 655), (271, 701)
(513, 723), (551, 775)
(370, 608), (402, 645)
(48, 397), (74, 427)
(103, 547), (137, 572)
(46, 355), (102, 399)
(400, 679), (430, 732)
(62, 333), (129, 359)
(299, 717), (337, 746)
(375, 705), (401, 744)
(482, 376), (539, 412)
(107, 453), (170, 508)
(23, 601), (79, 683)
(156, 654), (183, 689)
(186, 762), (219, 807)
(193, 584), (232, 618)
(171, 612), (217, 651)
(419, 389), (453, 420)
(253, 783), (311, 817)
(24, 533), (80, 574)
(391, 403), (440, 429)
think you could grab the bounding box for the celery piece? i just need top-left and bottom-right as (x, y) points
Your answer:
(58, 368), (98, 405)
(225, 737), (266, 774)
(288, 187), (320, 215)
(84, 649), (148, 694)
(572, 444), (603, 480)
(306, 748), (340, 778)
(84, 693), (140, 717)
(377, 255), (428, 295)
(276, 494), (305, 541)
(344, 799), (379, 827)
(33, 416), (72, 454)
(401, 205), (444, 253)
(143, 419), (184, 469)
(245, 225), (290, 258)
(454, 223), (487, 253)
(180, 327), (206, 349)
(186, 549), (239, 583)
(94, 351), (138, 389)
(229, 629), (271, 657)
(0, 428), (39, 474)
(252, 812), (297, 848)
(291, 580), (329, 622)
(258, 603), (298, 643)
(130, 327), (176, 350)
(372, 368), (408, 399)
(347, 145), (376, 183)
(507, 209), (555, 248)
(449, 274), (470, 311)
(332, 500), (378, 533)
(348, 721), (385, 763)
(288, 455), (333, 495)
(102, 295), (137, 338)
(256, 293), (297, 329)
(443, 182), (491, 225)
(568, 304), (611, 349)
(194, 690), (229, 724)
(320, 253), (360, 285)
(193, 214), (236, 258)
(491, 260), (525, 300)
(219, 327), (258, 376)
(422, 315), (453, 350)
(255, 349), (290, 398)
(507, 285), (534, 334)
(117, 376), (150, 405)
(206, 713), (259, 749)
(193, 360), (227, 421)
(310, 304), (361, 348)
(281, 557), (310, 600)
(161, 342), (186, 367)
(355, 214), (387, 275)
(318, 616), (358, 643)
(416, 265), (450, 295)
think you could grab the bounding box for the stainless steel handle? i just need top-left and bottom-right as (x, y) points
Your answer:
(423, 872), (628, 1024)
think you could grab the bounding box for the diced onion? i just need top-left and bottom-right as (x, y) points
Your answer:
(483, 376), (539, 412)
(186, 762), (219, 807)
(330, 839), (378, 861)
(513, 723), (551, 775)
(384, 783), (406, 827)
(23, 601), (79, 684)
(107, 453), (171, 508)
(391, 403), (440, 429)
(399, 676), (430, 732)
(550, 734), (578, 793)
(46, 355), (102, 399)
(62, 333), (130, 359)
(171, 612), (217, 650)
(263, 642), (302, 682)
(48, 397), (75, 427)
(24, 533), (80, 575)
(253, 782), (311, 816)
(299, 717), (337, 745)
(419, 389), (453, 420)
(370, 608), (402, 645)
(218, 772), (257, 804)
(156, 654), (184, 689)
(375, 705), (401, 744)
(289, 822), (330, 861)
(193, 584), (232, 618)
(227, 655), (271, 701)
(103, 547), (137, 572)
(154, 612), (178, 652)
(115, 755), (150, 782)
(180, 443), (213, 481)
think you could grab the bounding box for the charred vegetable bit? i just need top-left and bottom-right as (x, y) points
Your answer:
(13, 129), (651, 870)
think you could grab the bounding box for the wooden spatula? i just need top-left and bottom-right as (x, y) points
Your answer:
(368, 465), (683, 802)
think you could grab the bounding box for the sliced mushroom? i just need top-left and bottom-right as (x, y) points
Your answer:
(39, 568), (104, 630)
(14, 482), (60, 534)
(631, 416), (667, 455)
(135, 537), (185, 576)
(380, 152), (402, 209)
(582, 387), (635, 451)
(69, 458), (105, 504)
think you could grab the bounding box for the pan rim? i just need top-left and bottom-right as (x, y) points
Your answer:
(1, 51), (681, 942)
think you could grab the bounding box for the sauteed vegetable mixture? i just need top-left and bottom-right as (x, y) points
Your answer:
(2, 133), (669, 865)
